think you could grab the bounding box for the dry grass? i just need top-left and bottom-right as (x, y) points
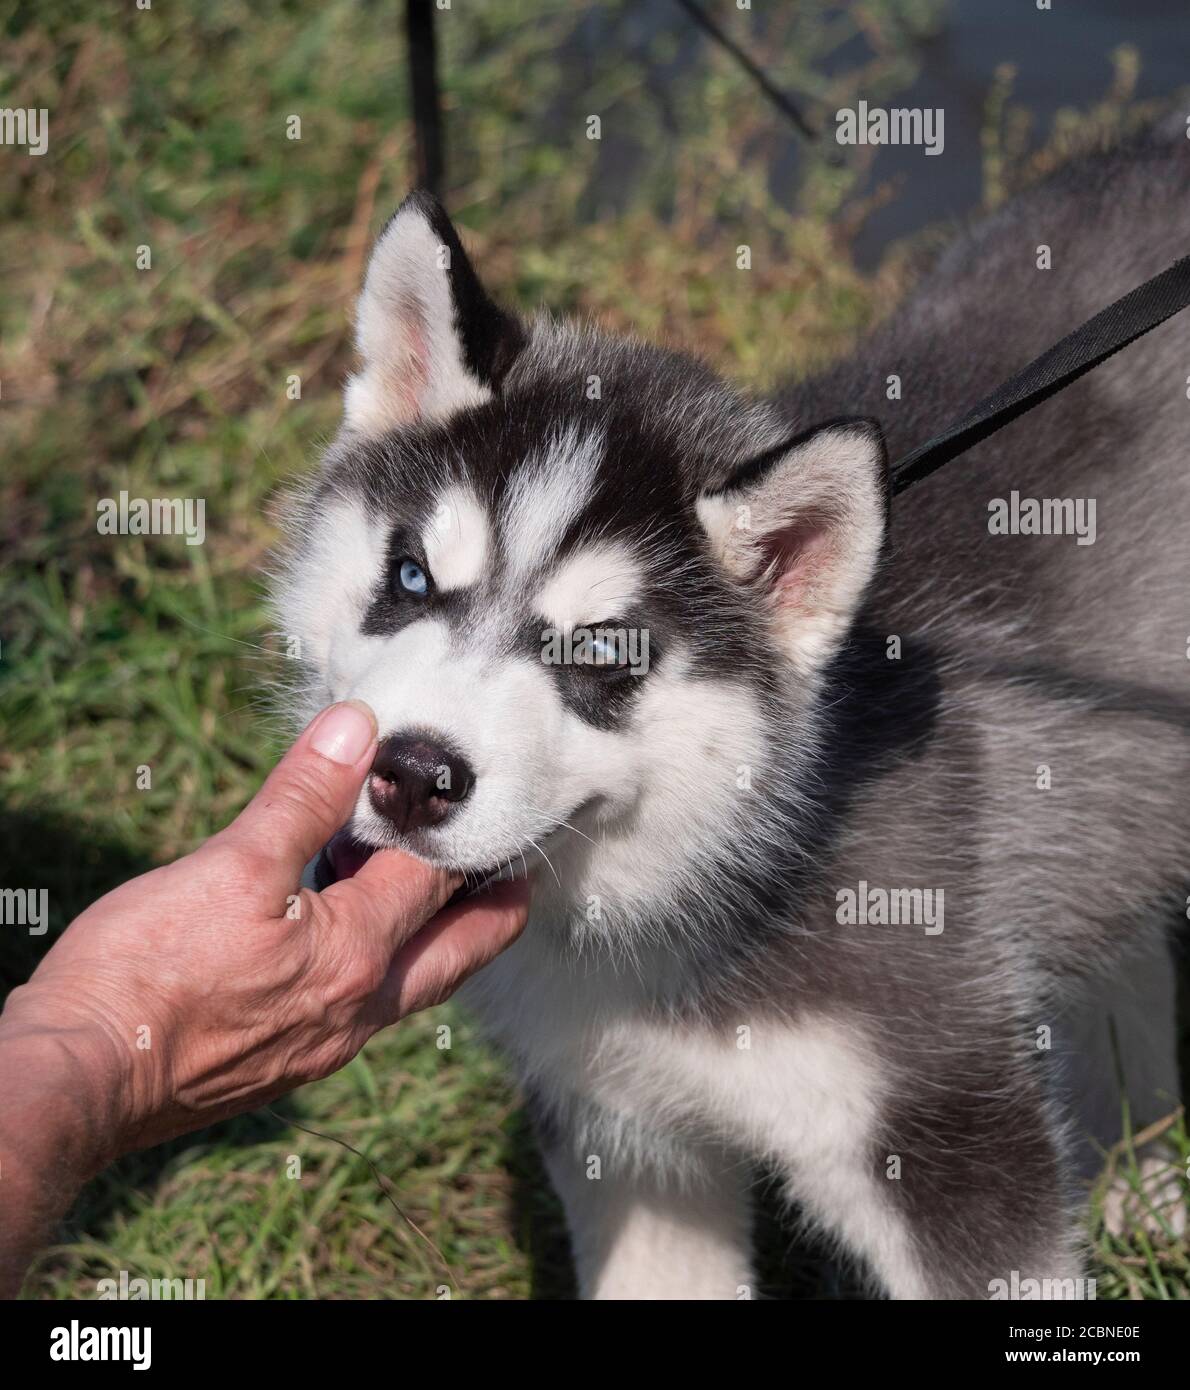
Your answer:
(1, 0), (1185, 1299)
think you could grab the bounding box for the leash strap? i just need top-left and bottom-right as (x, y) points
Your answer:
(891, 254), (1190, 495)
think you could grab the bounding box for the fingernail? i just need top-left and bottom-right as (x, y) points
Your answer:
(310, 700), (377, 766)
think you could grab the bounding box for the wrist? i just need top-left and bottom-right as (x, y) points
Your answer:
(0, 990), (132, 1181)
(0, 1005), (132, 1296)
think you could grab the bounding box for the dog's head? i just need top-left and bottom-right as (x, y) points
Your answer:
(273, 193), (887, 928)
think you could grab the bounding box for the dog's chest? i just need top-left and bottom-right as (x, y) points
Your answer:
(462, 938), (880, 1175)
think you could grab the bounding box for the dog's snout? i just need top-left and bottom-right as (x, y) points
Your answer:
(368, 732), (475, 832)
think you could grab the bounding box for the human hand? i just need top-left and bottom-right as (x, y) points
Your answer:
(0, 700), (529, 1165)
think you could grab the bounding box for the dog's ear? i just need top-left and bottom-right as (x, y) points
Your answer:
(343, 191), (524, 434)
(696, 418), (888, 675)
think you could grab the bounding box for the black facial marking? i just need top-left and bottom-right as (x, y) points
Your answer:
(360, 523), (456, 636)
(327, 325), (810, 726)
(532, 611), (662, 732)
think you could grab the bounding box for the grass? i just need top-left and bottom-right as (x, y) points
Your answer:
(28, 1010), (574, 1301)
(1, 0), (1186, 1298)
(1088, 1108), (1190, 1301)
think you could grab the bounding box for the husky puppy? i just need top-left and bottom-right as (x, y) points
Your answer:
(276, 134), (1190, 1298)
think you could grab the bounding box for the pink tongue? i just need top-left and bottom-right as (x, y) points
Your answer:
(326, 831), (375, 881)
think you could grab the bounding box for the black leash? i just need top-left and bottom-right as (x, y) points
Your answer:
(673, 0), (816, 141)
(891, 254), (1190, 495)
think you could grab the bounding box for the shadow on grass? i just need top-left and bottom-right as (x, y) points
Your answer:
(500, 1107), (576, 1300)
(1, 807), (294, 1295)
(0, 806), (157, 997)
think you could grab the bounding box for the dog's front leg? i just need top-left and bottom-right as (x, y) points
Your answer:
(539, 1119), (755, 1300)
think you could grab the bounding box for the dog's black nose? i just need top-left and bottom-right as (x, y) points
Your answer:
(368, 733), (474, 832)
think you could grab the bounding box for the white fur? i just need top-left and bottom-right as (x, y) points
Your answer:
(464, 941), (930, 1298)
(533, 542), (642, 628)
(424, 485), (490, 592)
(328, 617), (566, 868)
(344, 204), (491, 433)
(276, 473), (774, 891)
(542, 1144), (756, 1300)
(696, 424), (885, 676)
(271, 492), (387, 700)
(326, 595), (771, 896)
(501, 426), (604, 577)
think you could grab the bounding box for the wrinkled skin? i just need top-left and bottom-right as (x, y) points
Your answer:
(0, 701), (529, 1294)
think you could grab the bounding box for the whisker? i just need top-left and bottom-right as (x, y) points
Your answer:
(525, 836), (561, 889)
(521, 799), (599, 849)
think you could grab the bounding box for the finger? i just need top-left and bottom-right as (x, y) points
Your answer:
(369, 877), (530, 1025)
(220, 701), (378, 894)
(318, 846), (460, 947)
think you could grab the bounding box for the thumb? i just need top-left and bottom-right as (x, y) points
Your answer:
(220, 701), (379, 896)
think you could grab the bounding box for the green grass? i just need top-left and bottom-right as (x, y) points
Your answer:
(1087, 1109), (1190, 1301)
(25, 1010), (576, 1301)
(1, 0), (1186, 1298)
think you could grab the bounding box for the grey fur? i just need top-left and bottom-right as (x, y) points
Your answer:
(274, 132), (1190, 1298)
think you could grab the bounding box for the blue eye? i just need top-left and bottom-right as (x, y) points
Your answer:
(398, 559), (428, 595)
